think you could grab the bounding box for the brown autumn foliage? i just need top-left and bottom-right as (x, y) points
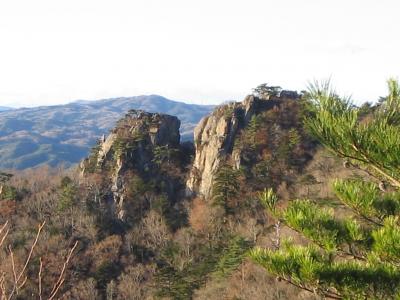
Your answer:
(0, 96), (352, 299)
(189, 197), (211, 233)
(0, 201), (16, 219)
(115, 264), (156, 300)
(0, 220), (78, 300)
(89, 235), (123, 270)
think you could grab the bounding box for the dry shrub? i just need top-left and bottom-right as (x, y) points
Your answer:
(115, 264), (156, 300)
(89, 235), (123, 270)
(194, 260), (318, 300)
(73, 213), (98, 242)
(276, 181), (290, 201)
(60, 278), (100, 300)
(234, 218), (263, 244)
(35, 234), (71, 286)
(127, 210), (171, 252)
(8, 166), (71, 193)
(0, 221), (78, 299)
(189, 197), (211, 233)
(0, 200), (16, 219)
(171, 227), (196, 270)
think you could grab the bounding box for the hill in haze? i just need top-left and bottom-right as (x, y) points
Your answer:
(0, 95), (215, 169)
(0, 107), (13, 111)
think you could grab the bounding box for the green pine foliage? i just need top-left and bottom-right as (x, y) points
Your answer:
(232, 97), (315, 194)
(0, 172), (20, 201)
(246, 115), (263, 149)
(212, 164), (240, 212)
(305, 79), (400, 188)
(213, 236), (252, 278)
(250, 79), (400, 299)
(0, 185), (18, 201)
(155, 236), (251, 299)
(58, 176), (78, 212)
(155, 242), (226, 299)
(253, 83), (282, 99)
(152, 145), (179, 166)
(84, 142), (102, 173)
(112, 134), (140, 160)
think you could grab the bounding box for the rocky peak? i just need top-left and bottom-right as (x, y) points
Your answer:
(186, 92), (300, 199)
(88, 110), (180, 169)
(81, 110), (181, 219)
(118, 110), (181, 147)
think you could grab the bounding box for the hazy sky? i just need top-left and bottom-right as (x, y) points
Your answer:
(0, 0), (399, 107)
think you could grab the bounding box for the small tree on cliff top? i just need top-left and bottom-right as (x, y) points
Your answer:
(253, 83), (282, 99)
(249, 79), (400, 299)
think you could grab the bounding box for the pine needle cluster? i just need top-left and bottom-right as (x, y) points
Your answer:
(250, 79), (400, 299)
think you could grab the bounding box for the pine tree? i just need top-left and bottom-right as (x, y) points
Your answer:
(213, 236), (252, 278)
(253, 83), (282, 99)
(152, 145), (179, 166)
(0, 172), (17, 201)
(249, 79), (400, 299)
(212, 164), (240, 213)
(58, 176), (78, 212)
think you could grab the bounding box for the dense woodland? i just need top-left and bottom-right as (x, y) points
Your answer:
(0, 81), (399, 299)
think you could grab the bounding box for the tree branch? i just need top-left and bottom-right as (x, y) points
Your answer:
(48, 240), (79, 300)
(8, 221), (45, 300)
(279, 276), (343, 300)
(38, 257), (43, 300)
(7, 246), (18, 295)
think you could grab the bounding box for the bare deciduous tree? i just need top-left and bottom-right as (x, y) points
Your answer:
(0, 221), (78, 300)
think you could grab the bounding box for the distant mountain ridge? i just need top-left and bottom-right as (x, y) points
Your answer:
(0, 95), (215, 169)
(0, 106), (13, 111)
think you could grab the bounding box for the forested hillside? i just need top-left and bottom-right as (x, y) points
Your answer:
(0, 82), (397, 299)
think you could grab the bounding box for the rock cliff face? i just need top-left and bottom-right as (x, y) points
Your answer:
(96, 110), (180, 167)
(81, 110), (181, 219)
(186, 92), (300, 199)
(80, 91), (302, 218)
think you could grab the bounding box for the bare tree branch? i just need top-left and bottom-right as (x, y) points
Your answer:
(48, 240), (79, 300)
(38, 258), (43, 300)
(8, 221), (45, 300)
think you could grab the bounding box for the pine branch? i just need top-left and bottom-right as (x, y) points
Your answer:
(335, 194), (383, 227)
(278, 276), (343, 300)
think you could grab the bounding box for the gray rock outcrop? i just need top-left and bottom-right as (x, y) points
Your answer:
(186, 92), (300, 199)
(81, 110), (181, 219)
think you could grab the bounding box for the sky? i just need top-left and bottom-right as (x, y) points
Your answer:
(0, 0), (399, 107)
